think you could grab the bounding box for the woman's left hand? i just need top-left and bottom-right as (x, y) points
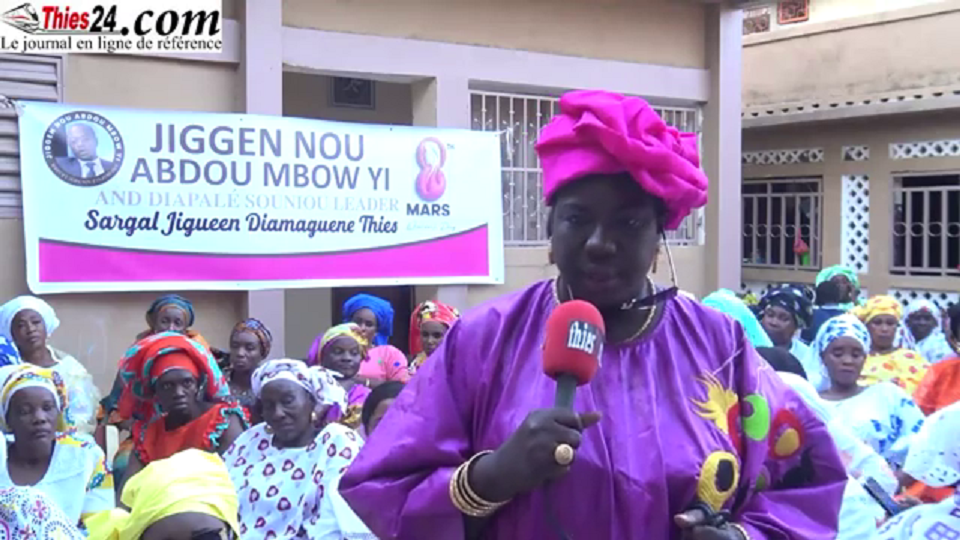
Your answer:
(674, 509), (745, 540)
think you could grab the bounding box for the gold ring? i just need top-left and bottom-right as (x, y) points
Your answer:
(554, 443), (575, 466)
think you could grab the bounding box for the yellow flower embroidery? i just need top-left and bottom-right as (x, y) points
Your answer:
(692, 373), (739, 437)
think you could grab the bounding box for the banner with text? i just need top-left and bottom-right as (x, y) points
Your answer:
(18, 101), (505, 293)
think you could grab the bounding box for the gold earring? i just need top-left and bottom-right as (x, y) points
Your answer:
(311, 411), (318, 424)
(264, 424), (273, 434)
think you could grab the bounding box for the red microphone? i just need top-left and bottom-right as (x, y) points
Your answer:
(542, 300), (605, 409)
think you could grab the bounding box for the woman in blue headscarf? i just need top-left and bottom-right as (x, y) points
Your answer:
(311, 293), (409, 387)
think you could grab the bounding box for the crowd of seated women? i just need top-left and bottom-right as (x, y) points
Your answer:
(0, 291), (457, 538)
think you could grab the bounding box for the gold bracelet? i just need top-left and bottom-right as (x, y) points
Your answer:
(448, 451), (509, 517)
(729, 523), (751, 540)
(450, 462), (498, 517)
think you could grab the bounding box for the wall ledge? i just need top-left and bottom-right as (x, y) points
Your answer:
(743, 1), (960, 46)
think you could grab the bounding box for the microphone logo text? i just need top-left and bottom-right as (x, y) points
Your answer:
(566, 321), (602, 357)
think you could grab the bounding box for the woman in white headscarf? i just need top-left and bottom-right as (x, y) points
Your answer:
(813, 315), (925, 469)
(223, 359), (373, 540)
(0, 295), (100, 434)
(899, 299), (954, 364)
(875, 400), (960, 538)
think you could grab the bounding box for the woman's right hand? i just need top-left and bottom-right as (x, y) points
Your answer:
(469, 408), (602, 502)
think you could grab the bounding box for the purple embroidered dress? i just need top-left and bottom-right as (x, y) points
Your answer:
(340, 281), (847, 539)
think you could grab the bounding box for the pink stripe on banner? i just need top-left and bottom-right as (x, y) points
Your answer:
(38, 226), (489, 283)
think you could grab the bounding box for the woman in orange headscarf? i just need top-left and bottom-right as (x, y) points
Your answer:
(408, 300), (460, 375)
(116, 332), (248, 492)
(852, 295), (929, 394)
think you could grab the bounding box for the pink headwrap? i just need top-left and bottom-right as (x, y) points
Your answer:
(535, 90), (708, 230)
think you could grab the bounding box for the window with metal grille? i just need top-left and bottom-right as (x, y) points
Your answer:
(892, 174), (960, 277)
(469, 91), (700, 246)
(742, 178), (822, 269)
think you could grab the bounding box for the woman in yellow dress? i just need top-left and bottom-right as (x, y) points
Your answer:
(853, 295), (929, 394)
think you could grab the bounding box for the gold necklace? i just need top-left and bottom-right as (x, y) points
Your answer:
(552, 276), (660, 343)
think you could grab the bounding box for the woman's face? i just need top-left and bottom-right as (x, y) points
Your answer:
(367, 398), (395, 435)
(868, 314), (899, 350)
(259, 379), (316, 446)
(153, 306), (188, 334)
(141, 512), (234, 540)
(321, 336), (363, 379)
(549, 174), (661, 310)
(11, 309), (46, 354)
(761, 305), (797, 344)
(350, 308), (378, 343)
(822, 336), (867, 387)
(155, 368), (200, 416)
(6, 387), (58, 446)
(229, 331), (263, 373)
(419, 320), (449, 357)
(830, 276), (853, 302)
(907, 310), (938, 342)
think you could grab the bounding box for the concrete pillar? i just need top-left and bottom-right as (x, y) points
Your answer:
(242, 0), (286, 356)
(701, 5), (744, 292)
(411, 77), (472, 310)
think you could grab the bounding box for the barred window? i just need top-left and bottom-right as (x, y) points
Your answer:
(470, 91), (700, 246)
(742, 178), (822, 269)
(892, 174), (960, 277)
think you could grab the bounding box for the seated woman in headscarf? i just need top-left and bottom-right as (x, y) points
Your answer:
(361, 381), (404, 436)
(814, 315), (924, 469)
(101, 294), (212, 420)
(900, 300), (954, 364)
(339, 293), (410, 386)
(85, 448), (241, 539)
(874, 401), (960, 538)
(224, 359), (372, 539)
(101, 294), (216, 485)
(308, 323), (371, 430)
(756, 285), (814, 363)
(914, 303), (960, 416)
(0, 364), (114, 528)
(778, 372), (896, 539)
(341, 90), (847, 539)
(853, 296), (929, 394)
(408, 300), (460, 375)
(224, 317), (272, 422)
(0, 486), (85, 539)
(816, 265), (862, 311)
(0, 295), (100, 435)
(117, 332), (248, 491)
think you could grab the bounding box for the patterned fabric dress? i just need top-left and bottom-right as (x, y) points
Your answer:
(860, 349), (929, 394)
(822, 382), (925, 469)
(0, 486), (84, 539)
(225, 422), (374, 539)
(877, 401), (960, 539)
